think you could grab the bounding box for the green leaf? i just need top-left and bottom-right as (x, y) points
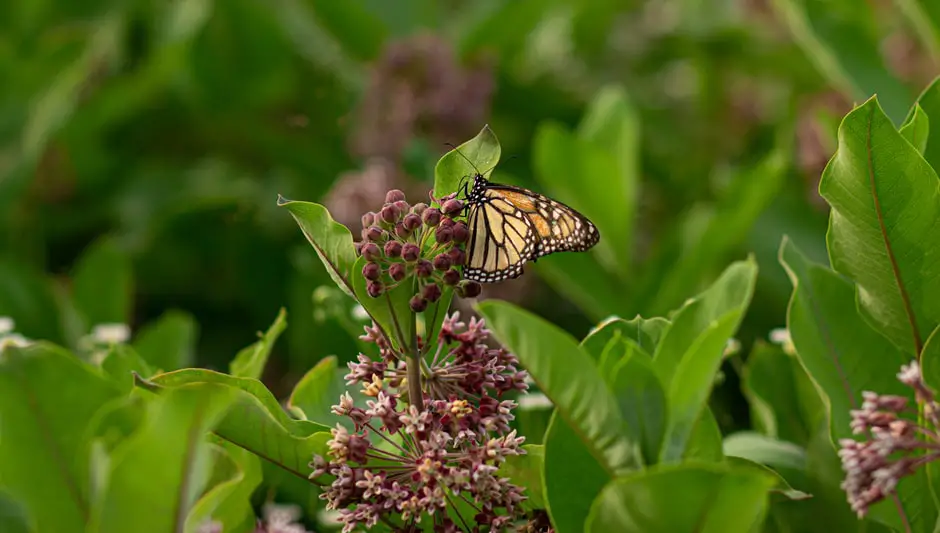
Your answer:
(585, 463), (776, 533)
(900, 103), (930, 155)
(542, 411), (609, 533)
(770, 0), (911, 122)
(723, 432), (807, 473)
(576, 85), (640, 266)
(476, 301), (638, 475)
(497, 444), (544, 510)
(229, 308), (287, 380)
(148, 369), (330, 480)
(779, 238), (931, 532)
(724, 456), (812, 501)
(101, 344), (155, 392)
(287, 355), (345, 424)
(779, 237), (911, 441)
(0, 343), (122, 533)
(0, 490), (32, 533)
(0, 259), (63, 343)
(533, 121), (627, 272)
(89, 384), (236, 533)
(185, 438), (261, 533)
(277, 197), (359, 299)
(349, 255), (415, 353)
(742, 341), (822, 445)
(913, 76), (940, 171)
(819, 96), (940, 355)
(132, 310), (198, 371)
(653, 259), (758, 462)
(682, 408), (724, 463)
(433, 124), (501, 200)
(922, 325), (940, 390)
(71, 237), (133, 329)
(611, 349), (666, 465)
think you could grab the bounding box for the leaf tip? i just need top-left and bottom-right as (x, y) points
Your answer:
(276, 194), (292, 206)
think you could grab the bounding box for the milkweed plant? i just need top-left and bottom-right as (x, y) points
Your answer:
(6, 77), (940, 533)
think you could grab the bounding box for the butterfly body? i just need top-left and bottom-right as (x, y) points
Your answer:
(460, 173), (599, 283)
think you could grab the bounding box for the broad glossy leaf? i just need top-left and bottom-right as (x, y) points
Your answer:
(542, 412), (609, 533)
(771, 0), (911, 122)
(185, 439), (261, 533)
(913, 76), (940, 171)
(71, 237), (132, 329)
(653, 259), (757, 462)
(682, 408), (724, 463)
(0, 343), (122, 533)
(742, 342), (821, 445)
(819, 96), (940, 355)
(433, 124), (501, 200)
(723, 432), (807, 473)
(585, 463), (776, 533)
(780, 238), (930, 531)
(132, 310), (198, 371)
(89, 384), (235, 533)
(497, 444), (544, 510)
(580, 316), (669, 363)
(149, 369), (330, 480)
(278, 197), (358, 299)
(229, 308), (287, 379)
(611, 350), (666, 465)
(287, 355), (345, 424)
(349, 255), (415, 352)
(899, 103), (930, 154)
(724, 456), (812, 501)
(0, 491), (31, 533)
(477, 301), (638, 475)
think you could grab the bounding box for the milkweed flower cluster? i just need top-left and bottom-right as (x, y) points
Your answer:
(357, 189), (482, 310)
(310, 313), (531, 532)
(838, 361), (940, 518)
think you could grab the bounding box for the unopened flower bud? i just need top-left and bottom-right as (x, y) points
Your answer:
(362, 262), (382, 281)
(403, 213), (421, 231)
(394, 222), (411, 239)
(385, 189), (406, 203)
(447, 247), (466, 266)
(389, 263), (406, 281)
(365, 226), (384, 242)
(458, 280), (482, 298)
(409, 295), (428, 313)
(367, 280), (384, 298)
(384, 241), (402, 258)
(361, 242), (381, 261)
(412, 203), (428, 216)
(442, 198), (463, 216)
(415, 259), (433, 278)
(381, 204), (401, 224)
(452, 222), (469, 243)
(393, 200), (410, 213)
(443, 268), (461, 286)
(422, 283), (442, 302)
(402, 243), (420, 262)
(440, 217), (455, 229)
(423, 208), (442, 227)
(361, 212), (376, 229)
(433, 254), (452, 271)
(435, 226), (453, 244)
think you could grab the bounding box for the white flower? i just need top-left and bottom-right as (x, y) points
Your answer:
(0, 333), (31, 352)
(769, 327), (796, 355)
(351, 305), (369, 321)
(91, 323), (131, 344)
(0, 316), (15, 334)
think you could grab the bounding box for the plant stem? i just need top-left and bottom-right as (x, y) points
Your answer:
(407, 305), (424, 410)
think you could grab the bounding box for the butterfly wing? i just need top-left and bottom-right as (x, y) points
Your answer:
(462, 182), (599, 283)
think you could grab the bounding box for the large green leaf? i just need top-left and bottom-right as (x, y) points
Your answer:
(653, 259), (758, 462)
(101, 344), (156, 392)
(229, 308), (287, 380)
(779, 238), (931, 531)
(287, 355), (345, 425)
(585, 463), (776, 533)
(132, 310), (198, 371)
(542, 412), (609, 533)
(71, 236), (133, 330)
(184, 438), (261, 533)
(0, 343), (122, 533)
(899, 103), (930, 155)
(89, 384), (236, 533)
(148, 369), (330, 480)
(819, 96), (940, 355)
(497, 444), (544, 510)
(0, 490), (32, 533)
(433, 124), (501, 200)
(476, 301), (638, 475)
(770, 0), (911, 122)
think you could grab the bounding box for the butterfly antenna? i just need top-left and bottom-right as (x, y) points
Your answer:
(443, 142), (484, 176)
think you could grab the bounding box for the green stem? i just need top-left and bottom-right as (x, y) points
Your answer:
(407, 308), (424, 410)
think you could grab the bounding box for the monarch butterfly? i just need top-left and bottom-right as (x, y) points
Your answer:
(458, 173), (600, 283)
